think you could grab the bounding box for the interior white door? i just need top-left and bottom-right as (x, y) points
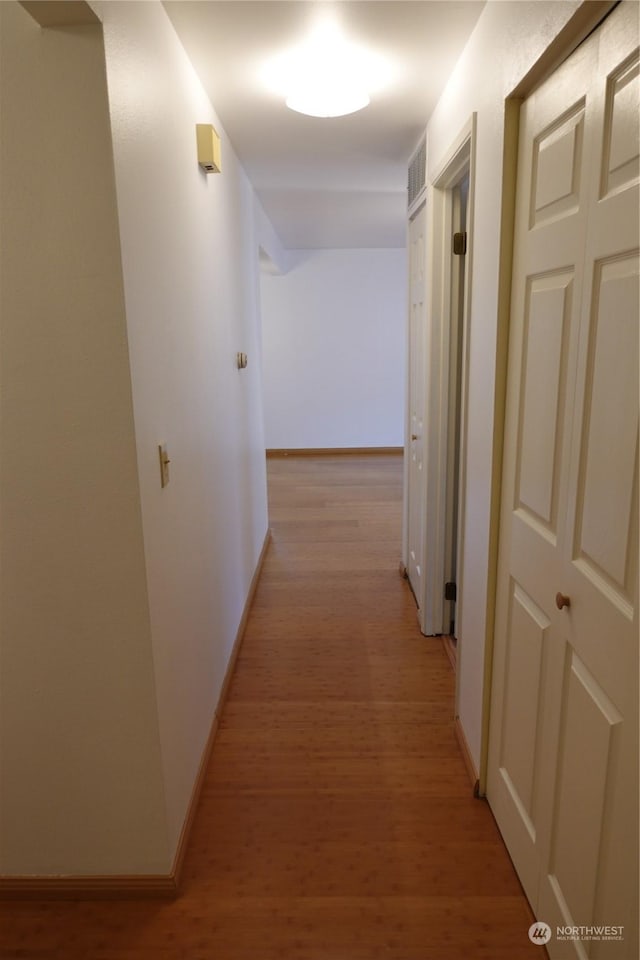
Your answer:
(407, 203), (427, 608)
(487, 4), (639, 957)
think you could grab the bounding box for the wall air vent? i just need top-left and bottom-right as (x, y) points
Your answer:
(407, 135), (426, 212)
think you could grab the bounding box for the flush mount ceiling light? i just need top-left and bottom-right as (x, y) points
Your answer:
(286, 79), (370, 119)
(263, 20), (391, 118)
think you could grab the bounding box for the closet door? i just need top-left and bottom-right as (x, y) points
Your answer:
(488, 4), (638, 955)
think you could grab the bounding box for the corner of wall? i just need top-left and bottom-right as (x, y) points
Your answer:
(0, 0), (169, 876)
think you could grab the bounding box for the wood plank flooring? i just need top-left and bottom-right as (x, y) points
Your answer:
(0, 454), (541, 959)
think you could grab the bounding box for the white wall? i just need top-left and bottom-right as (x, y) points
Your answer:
(97, 0), (269, 860)
(425, 0), (583, 773)
(261, 248), (407, 449)
(255, 194), (291, 276)
(0, 2), (168, 874)
(0, 0), (269, 875)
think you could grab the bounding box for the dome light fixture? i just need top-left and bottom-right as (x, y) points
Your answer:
(286, 82), (370, 120)
(263, 20), (390, 119)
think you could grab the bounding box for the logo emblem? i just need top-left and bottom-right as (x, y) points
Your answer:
(529, 922), (552, 945)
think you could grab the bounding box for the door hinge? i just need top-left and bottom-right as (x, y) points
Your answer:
(445, 581), (457, 602)
(453, 232), (467, 256)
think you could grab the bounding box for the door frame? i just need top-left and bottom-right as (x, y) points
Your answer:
(420, 115), (476, 648)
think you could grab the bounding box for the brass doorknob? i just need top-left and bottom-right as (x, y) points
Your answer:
(555, 592), (571, 610)
(411, 434), (418, 440)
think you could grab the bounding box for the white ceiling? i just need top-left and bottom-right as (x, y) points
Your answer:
(163, 1), (485, 249)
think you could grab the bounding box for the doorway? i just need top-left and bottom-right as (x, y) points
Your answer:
(407, 117), (475, 647)
(443, 171), (469, 645)
(405, 203), (427, 610)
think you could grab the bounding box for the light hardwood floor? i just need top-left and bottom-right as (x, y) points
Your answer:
(0, 454), (541, 959)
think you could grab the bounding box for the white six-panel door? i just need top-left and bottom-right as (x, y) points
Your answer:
(488, 4), (638, 957)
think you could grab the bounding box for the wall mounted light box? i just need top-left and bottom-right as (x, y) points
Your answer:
(196, 123), (221, 173)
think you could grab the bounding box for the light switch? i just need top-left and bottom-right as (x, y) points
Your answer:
(158, 444), (171, 488)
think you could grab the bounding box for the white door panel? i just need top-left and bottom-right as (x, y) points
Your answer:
(488, 4), (638, 956)
(516, 271), (574, 534)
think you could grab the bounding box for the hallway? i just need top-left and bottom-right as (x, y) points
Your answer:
(0, 455), (540, 959)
